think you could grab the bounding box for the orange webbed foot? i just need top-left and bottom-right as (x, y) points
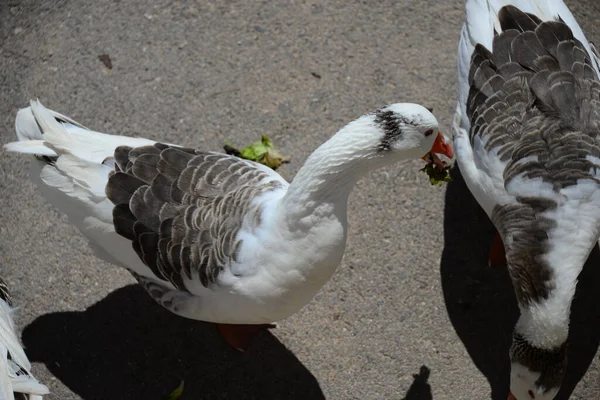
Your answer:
(489, 231), (507, 268)
(217, 323), (277, 351)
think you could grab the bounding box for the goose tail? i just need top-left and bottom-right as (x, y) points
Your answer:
(462, 0), (598, 73)
(0, 279), (49, 399)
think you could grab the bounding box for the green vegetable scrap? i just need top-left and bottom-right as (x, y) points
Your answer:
(420, 159), (452, 186)
(163, 381), (184, 400)
(224, 135), (289, 170)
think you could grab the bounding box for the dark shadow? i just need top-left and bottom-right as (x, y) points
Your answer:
(401, 365), (432, 400)
(440, 166), (600, 400)
(22, 285), (325, 400)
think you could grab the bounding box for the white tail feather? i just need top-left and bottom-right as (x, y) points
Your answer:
(3, 100), (171, 283)
(0, 299), (49, 399)
(3, 141), (57, 157)
(0, 302), (28, 371)
(10, 100), (154, 163)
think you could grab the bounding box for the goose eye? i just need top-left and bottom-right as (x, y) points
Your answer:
(424, 129), (434, 137)
(528, 390), (535, 399)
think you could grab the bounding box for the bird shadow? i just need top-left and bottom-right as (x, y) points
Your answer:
(401, 365), (432, 400)
(440, 166), (600, 400)
(21, 284), (325, 400)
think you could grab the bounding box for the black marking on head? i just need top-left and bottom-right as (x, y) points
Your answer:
(0, 277), (11, 306)
(374, 109), (418, 152)
(511, 333), (567, 392)
(492, 198), (557, 305)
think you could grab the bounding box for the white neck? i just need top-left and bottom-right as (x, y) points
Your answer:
(279, 116), (397, 225)
(516, 196), (600, 349)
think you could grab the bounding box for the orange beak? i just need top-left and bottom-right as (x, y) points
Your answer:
(507, 393), (517, 400)
(421, 132), (454, 163)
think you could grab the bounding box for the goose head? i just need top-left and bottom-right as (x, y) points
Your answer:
(283, 103), (455, 214)
(369, 103), (453, 166)
(508, 333), (566, 400)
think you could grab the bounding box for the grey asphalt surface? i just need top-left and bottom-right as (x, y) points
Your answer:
(1, 0), (599, 399)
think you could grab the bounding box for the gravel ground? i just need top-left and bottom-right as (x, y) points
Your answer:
(0, 0), (599, 399)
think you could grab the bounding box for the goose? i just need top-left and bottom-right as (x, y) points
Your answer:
(4, 100), (453, 351)
(453, 0), (600, 399)
(0, 277), (49, 400)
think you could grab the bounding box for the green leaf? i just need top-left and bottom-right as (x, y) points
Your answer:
(420, 161), (452, 186)
(223, 134), (289, 170)
(163, 381), (184, 400)
(260, 135), (273, 148)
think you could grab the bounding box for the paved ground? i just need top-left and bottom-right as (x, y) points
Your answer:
(1, 0), (599, 399)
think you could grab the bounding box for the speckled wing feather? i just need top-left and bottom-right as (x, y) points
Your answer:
(589, 40), (600, 73)
(466, 6), (600, 304)
(0, 278), (10, 307)
(468, 8), (600, 184)
(105, 144), (285, 292)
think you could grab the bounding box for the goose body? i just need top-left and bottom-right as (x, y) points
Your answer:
(0, 278), (49, 400)
(5, 101), (452, 347)
(454, 0), (600, 398)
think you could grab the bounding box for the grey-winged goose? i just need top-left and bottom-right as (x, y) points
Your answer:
(0, 277), (49, 400)
(4, 100), (453, 350)
(453, 0), (600, 399)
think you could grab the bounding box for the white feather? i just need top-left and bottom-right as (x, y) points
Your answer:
(3, 141), (57, 157)
(27, 100), (155, 163)
(0, 299), (49, 399)
(4, 101), (164, 284)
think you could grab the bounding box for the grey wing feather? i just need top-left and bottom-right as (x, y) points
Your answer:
(589, 40), (600, 73)
(0, 277), (10, 306)
(128, 269), (192, 315)
(467, 5), (600, 304)
(468, 5), (600, 188)
(106, 144), (285, 291)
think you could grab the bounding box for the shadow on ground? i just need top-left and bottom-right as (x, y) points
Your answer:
(22, 284), (324, 400)
(402, 365), (432, 400)
(440, 167), (600, 400)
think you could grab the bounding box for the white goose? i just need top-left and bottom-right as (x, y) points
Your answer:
(5, 101), (453, 350)
(0, 278), (49, 400)
(454, 0), (600, 399)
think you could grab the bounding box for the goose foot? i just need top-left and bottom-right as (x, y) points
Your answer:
(489, 232), (507, 268)
(217, 323), (277, 351)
